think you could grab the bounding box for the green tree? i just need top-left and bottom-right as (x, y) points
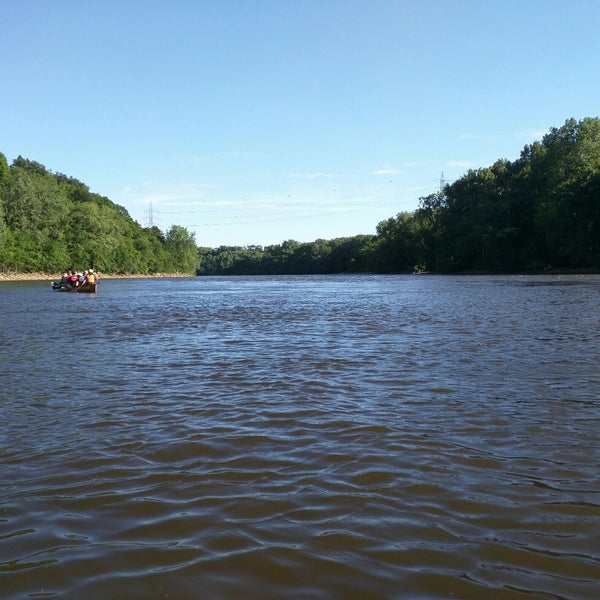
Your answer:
(372, 211), (419, 272)
(0, 153), (9, 249)
(532, 118), (600, 267)
(3, 166), (69, 271)
(164, 225), (198, 273)
(439, 160), (523, 271)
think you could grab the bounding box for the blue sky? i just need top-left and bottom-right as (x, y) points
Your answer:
(2, 0), (599, 247)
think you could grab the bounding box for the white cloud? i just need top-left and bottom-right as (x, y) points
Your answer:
(373, 166), (400, 175)
(447, 161), (472, 168)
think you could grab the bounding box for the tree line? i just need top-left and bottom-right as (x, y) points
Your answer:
(198, 117), (600, 275)
(0, 155), (198, 274)
(2, 117), (599, 276)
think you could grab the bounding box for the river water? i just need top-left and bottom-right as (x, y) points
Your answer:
(1, 274), (599, 599)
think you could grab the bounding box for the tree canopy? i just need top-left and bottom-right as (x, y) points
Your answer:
(3, 118), (599, 276)
(0, 155), (197, 274)
(198, 118), (600, 275)
(428, 117), (600, 271)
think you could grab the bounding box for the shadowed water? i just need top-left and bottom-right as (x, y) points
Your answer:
(1, 274), (599, 599)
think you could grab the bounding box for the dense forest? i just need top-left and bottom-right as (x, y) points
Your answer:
(2, 117), (599, 276)
(198, 117), (600, 275)
(0, 155), (198, 274)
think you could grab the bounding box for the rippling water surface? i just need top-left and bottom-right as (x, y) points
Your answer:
(1, 274), (599, 599)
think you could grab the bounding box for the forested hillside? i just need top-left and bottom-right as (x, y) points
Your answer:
(3, 117), (599, 276)
(198, 117), (600, 274)
(418, 116), (600, 272)
(0, 155), (198, 274)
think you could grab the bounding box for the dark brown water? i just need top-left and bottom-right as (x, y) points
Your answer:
(1, 275), (599, 599)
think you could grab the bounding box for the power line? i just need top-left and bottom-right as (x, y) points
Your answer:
(156, 178), (441, 217)
(150, 176), (452, 230)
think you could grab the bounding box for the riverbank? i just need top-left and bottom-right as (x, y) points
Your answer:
(2, 269), (597, 282)
(0, 272), (195, 282)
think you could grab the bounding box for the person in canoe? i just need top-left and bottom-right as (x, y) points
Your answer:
(51, 269), (97, 290)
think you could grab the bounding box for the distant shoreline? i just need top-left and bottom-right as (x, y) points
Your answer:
(0, 272), (195, 282)
(2, 269), (597, 282)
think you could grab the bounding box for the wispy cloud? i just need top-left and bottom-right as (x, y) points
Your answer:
(447, 160), (472, 168)
(461, 129), (547, 144)
(288, 172), (341, 179)
(373, 166), (400, 175)
(373, 162), (426, 175)
(514, 128), (547, 141)
(121, 180), (223, 208)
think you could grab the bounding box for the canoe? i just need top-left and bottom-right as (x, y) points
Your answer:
(51, 281), (98, 294)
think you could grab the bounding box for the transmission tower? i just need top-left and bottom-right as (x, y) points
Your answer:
(146, 202), (154, 228)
